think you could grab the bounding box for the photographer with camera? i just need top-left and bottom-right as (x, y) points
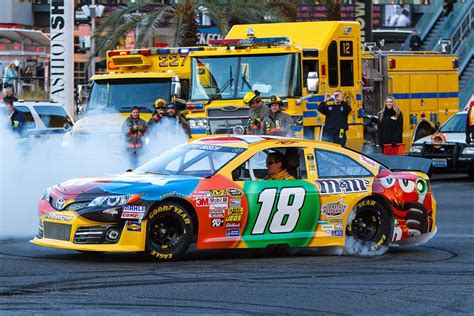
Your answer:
(318, 90), (351, 146)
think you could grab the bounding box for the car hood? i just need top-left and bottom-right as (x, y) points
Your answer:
(413, 132), (466, 144)
(72, 113), (126, 134)
(54, 173), (200, 201)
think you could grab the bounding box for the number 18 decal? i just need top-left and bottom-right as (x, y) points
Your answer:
(252, 187), (306, 234)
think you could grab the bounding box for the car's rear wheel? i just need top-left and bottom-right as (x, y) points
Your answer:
(144, 202), (193, 261)
(345, 199), (390, 256)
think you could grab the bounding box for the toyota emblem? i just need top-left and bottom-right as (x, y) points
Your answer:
(55, 197), (65, 210)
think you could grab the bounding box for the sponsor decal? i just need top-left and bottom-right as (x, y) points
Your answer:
(210, 197), (228, 210)
(121, 212), (144, 219)
(230, 198), (241, 208)
(359, 155), (376, 168)
(318, 220), (328, 224)
(228, 207), (243, 215)
(158, 191), (186, 200)
(126, 221), (142, 232)
(332, 230), (344, 236)
(315, 179), (370, 195)
(226, 214), (242, 222)
(226, 228), (240, 237)
(328, 219), (343, 223)
(102, 208), (119, 215)
(227, 188), (243, 197)
(211, 189), (226, 197)
(321, 199), (348, 217)
(196, 197), (210, 207)
(43, 213), (73, 221)
(210, 197), (228, 203)
(336, 223), (343, 230)
(189, 144), (222, 151)
(226, 222), (241, 228)
(321, 224), (334, 231)
(122, 205), (146, 213)
(209, 209), (225, 218)
(193, 190), (210, 197)
(211, 218), (224, 227)
(325, 231), (332, 236)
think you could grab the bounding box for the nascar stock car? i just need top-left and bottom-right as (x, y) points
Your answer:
(410, 110), (474, 177)
(32, 136), (436, 261)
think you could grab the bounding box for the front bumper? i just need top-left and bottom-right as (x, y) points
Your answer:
(409, 143), (474, 172)
(30, 211), (147, 252)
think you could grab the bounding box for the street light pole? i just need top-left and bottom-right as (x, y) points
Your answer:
(90, 0), (96, 78)
(82, 0), (104, 78)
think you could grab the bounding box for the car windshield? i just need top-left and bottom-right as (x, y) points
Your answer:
(33, 105), (72, 128)
(190, 53), (300, 101)
(87, 78), (171, 114)
(440, 113), (466, 133)
(135, 143), (245, 178)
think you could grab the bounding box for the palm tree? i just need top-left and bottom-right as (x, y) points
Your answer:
(93, 0), (301, 57)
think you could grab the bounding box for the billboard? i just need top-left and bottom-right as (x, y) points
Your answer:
(383, 4), (412, 27)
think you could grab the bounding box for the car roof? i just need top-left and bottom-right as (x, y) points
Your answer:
(193, 135), (334, 149)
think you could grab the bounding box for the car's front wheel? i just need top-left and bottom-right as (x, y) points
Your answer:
(144, 202), (193, 261)
(345, 199), (390, 256)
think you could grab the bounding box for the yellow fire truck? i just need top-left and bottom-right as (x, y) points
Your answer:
(185, 21), (459, 151)
(64, 46), (202, 150)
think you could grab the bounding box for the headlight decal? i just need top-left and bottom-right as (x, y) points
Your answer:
(88, 194), (141, 208)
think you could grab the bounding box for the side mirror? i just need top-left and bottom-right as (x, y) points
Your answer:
(76, 104), (83, 117)
(63, 122), (72, 132)
(307, 71), (319, 93)
(171, 76), (181, 97)
(76, 84), (84, 104)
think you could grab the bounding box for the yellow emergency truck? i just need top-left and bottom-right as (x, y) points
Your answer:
(64, 46), (202, 150)
(185, 21), (459, 151)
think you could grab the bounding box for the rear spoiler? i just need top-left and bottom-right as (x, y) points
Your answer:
(366, 154), (432, 175)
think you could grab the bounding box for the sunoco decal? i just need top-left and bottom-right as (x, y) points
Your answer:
(316, 179), (370, 195)
(321, 199), (348, 217)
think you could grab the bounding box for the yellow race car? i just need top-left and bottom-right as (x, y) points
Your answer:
(32, 136), (436, 261)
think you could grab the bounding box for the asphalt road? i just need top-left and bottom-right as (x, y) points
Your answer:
(0, 174), (473, 314)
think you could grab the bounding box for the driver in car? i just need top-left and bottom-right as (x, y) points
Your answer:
(264, 152), (295, 180)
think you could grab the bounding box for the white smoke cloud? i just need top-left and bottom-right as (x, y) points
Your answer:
(0, 113), (188, 239)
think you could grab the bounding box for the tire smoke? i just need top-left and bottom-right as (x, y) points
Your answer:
(0, 114), (188, 239)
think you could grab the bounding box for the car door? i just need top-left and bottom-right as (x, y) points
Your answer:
(312, 148), (374, 236)
(237, 147), (320, 248)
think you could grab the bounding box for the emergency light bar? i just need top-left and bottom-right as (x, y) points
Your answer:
(208, 37), (291, 48)
(107, 47), (204, 58)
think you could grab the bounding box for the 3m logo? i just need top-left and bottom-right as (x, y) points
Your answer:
(316, 179), (370, 195)
(196, 197), (209, 207)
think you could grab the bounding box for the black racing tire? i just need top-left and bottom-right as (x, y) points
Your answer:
(345, 199), (391, 256)
(144, 202), (193, 261)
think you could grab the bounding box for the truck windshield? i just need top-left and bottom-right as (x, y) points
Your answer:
(87, 78), (171, 114)
(190, 53), (300, 101)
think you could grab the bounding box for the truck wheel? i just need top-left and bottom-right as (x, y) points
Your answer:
(145, 202), (193, 261)
(345, 199), (390, 256)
